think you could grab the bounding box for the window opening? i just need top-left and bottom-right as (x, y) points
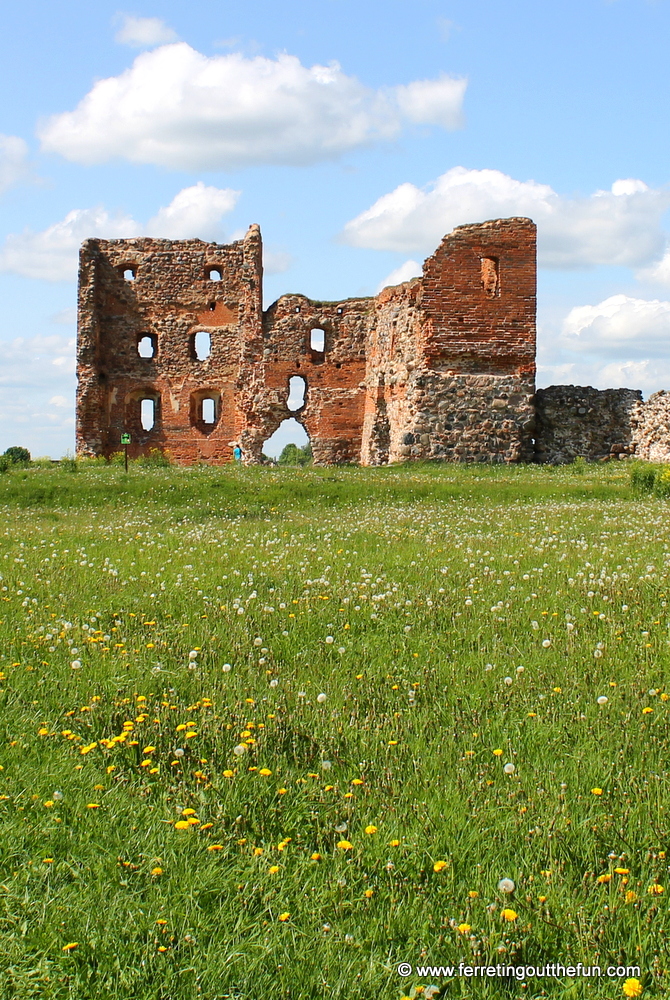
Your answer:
(209, 302), (216, 311)
(310, 328), (325, 352)
(262, 418), (310, 462)
(295, 306), (301, 313)
(138, 335), (155, 359)
(202, 398), (216, 424)
(287, 375), (306, 412)
(123, 268), (136, 282)
(194, 331), (211, 361)
(140, 398), (155, 431)
(480, 257), (499, 297)
(208, 269), (222, 281)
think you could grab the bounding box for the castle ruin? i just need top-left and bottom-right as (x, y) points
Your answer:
(76, 217), (670, 465)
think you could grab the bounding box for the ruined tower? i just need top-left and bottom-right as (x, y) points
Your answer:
(76, 217), (537, 464)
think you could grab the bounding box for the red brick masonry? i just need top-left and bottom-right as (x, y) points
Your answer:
(76, 218), (537, 464)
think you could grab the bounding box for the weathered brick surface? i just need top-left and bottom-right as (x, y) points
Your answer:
(76, 217), (539, 465)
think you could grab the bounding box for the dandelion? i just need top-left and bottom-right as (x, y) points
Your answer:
(174, 820), (190, 830)
(503, 676), (513, 686)
(316, 693), (327, 703)
(62, 942), (78, 952)
(151, 867), (163, 876)
(647, 883), (664, 895)
(278, 912), (290, 922)
(337, 840), (353, 850)
(457, 922), (471, 934)
(468, 890), (479, 898)
(591, 787), (603, 796)
(542, 639), (551, 648)
(207, 844), (224, 851)
(43, 858), (54, 864)
(503, 763), (515, 774)
(389, 839), (400, 847)
(325, 636), (334, 644)
(70, 660), (81, 670)
(642, 707), (653, 715)
(433, 860), (448, 872)
(623, 979), (643, 997)
(498, 878), (515, 893)
(493, 749), (503, 757)
(311, 853), (322, 861)
(364, 825), (378, 835)
(258, 768), (272, 776)
(86, 803), (100, 809)
(233, 745), (247, 755)
(625, 890), (638, 903)
(268, 865), (280, 873)
(364, 888), (374, 898)
(222, 663), (232, 672)
(223, 769), (234, 777)
(188, 650), (198, 660)
(501, 908), (517, 921)
(597, 696), (608, 705)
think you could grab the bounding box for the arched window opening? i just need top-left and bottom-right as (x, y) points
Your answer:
(262, 418), (310, 463)
(310, 328), (325, 352)
(194, 331), (211, 361)
(123, 268), (136, 282)
(140, 398), (155, 431)
(138, 335), (156, 359)
(287, 375), (306, 412)
(208, 268), (222, 281)
(202, 398), (216, 424)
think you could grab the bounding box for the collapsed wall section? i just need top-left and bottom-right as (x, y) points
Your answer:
(533, 386), (642, 463)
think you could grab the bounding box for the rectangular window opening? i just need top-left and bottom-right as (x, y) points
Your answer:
(140, 398), (155, 431)
(202, 398), (216, 424)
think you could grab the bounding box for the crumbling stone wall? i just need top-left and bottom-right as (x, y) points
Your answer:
(534, 386), (643, 464)
(633, 391), (670, 463)
(77, 217), (538, 465)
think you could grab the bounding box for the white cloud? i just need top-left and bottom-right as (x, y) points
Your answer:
(0, 134), (29, 195)
(49, 394), (70, 408)
(638, 248), (670, 286)
(561, 294), (670, 359)
(146, 182), (240, 239)
(342, 167), (670, 268)
(38, 43), (466, 170)
(114, 14), (178, 48)
(0, 183), (239, 281)
(263, 248), (293, 275)
(377, 259), (422, 292)
(0, 334), (76, 455)
(50, 307), (77, 325)
(0, 334), (75, 388)
(0, 206), (140, 281)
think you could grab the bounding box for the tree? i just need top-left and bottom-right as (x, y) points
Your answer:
(278, 443), (312, 466)
(3, 447), (30, 465)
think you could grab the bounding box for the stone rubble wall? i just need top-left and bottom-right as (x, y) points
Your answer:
(633, 391), (670, 463)
(533, 385), (643, 464)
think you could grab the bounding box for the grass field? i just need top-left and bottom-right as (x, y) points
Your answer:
(0, 460), (667, 999)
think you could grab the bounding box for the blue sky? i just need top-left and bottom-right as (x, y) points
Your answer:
(2, 0), (670, 457)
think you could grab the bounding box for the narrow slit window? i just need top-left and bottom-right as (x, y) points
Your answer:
(123, 268), (136, 282)
(310, 328), (325, 352)
(208, 269), (222, 281)
(287, 375), (306, 412)
(480, 257), (499, 297)
(194, 331), (211, 361)
(202, 398), (216, 424)
(140, 398), (155, 431)
(138, 335), (155, 358)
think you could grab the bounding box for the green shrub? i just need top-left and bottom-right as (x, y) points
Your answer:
(571, 455), (587, 475)
(630, 463), (658, 493)
(655, 466), (670, 498)
(135, 447), (171, 467)
(3, 446), (30, 465)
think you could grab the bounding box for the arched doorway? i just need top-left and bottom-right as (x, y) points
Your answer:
(262, 418), (311, 463)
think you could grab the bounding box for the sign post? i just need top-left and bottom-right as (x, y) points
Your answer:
(120, 433), (131, 472)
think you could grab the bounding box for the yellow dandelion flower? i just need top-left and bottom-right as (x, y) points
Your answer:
(642, 707), (653, 715)
(468, 890), (479, 898)
(157, 945), (168, 952)
(538, 895), (547, 903)
(258, 768), (272, 776)
(86, 803), (100, 809)
(614, 867), (630, 875)
(501, 908), (518, 921)
(151, 867), (163, 876)
(351, 778), (363, 785)
(223, 769), (234, 777)
(143, 746), (155, 754)
(62, 942), (78, 952)
(364, 889), (374, 898)
(648, 884), (664, 895)
(253, 847), (264, 856)
(622, 978), (643, 997)
(591, 787), (603, 795)
(625, 890), (638, 903)
(174, 820), (190, 830)
(43, 858), (54, 864)
(389, 839), (400, 847)
(277, 787), (287, 794)
(156, 919), (167, 925)
(457, 922), (471, 934)
(38, 727), (49, 736)
(181, 808), (197, 816)
(337, 840), (353, 850)
(185, 731), (197, 739)
(597, 873), (612, 884)
(278, 912), (290, 922)
(433, 860), (448, 873)
(268, 865), (280, 873)
(493, 749), (503, 756)
(364, 825), (378, 835)
(43, 801), (54, 808)
(207, 844), (224, 851)
(311, 852), (322, 861)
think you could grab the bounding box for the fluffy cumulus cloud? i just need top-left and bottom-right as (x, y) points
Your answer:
(146, 182), (240, 240)
(342, 167), (670, 268)
(0, 184), (239, 281)
(377, 259), (422, 292)
(561, 294), (670, 359)
(38, 43), (466, 170)
(114, 15), (178, 48)
(0, 134), (29, 195)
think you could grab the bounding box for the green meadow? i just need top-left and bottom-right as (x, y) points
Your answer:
(0, 460), (668, 1000)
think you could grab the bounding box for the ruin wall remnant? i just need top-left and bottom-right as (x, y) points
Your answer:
(76, 217), (670, 465)
(76, 217), (538, 464)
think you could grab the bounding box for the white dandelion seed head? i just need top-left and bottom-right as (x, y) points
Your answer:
(70, 660), (81, 670)
(222, 663), (232, 672)
(498, 878), (515, 893)
(597, 696), (608, 705)
(188, 650), (198, 660)
(316, 693), (327, 704)
(338, 647), (346, 654)
(542, 639), (551, 648)
(321, 760), (332, 770)
(269, 678), (279, 688)
(503, 763), (516, 775)
(504, 676), (513, 686)
(233, 744), (247, 756)
(52, 790), (63, 801)
(174, 748), (185, 758)
(594, 649), (603, 658)
(253, 637), (263, 646)
(325, 636), (334, 644)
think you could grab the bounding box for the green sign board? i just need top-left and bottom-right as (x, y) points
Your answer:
(120, 433), (131, 445)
